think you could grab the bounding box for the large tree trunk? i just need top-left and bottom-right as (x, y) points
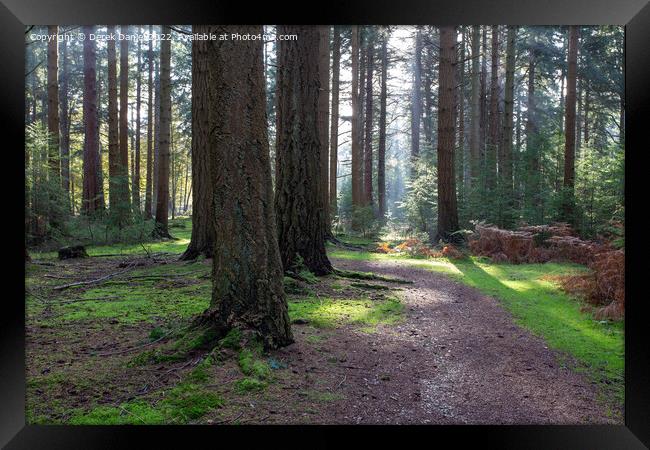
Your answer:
(47, 25), (60, 187)
(274, 25), (333, 276)
(411, 29), (422, 166)
(81, 26), (101, 215)
(118, 25), (131, 224)
(363, 35), (374, 206)
(318, 26), (331, 233)
(487, 26), (499, 194)
(204, 25), (293, 350)
(329, 27), (340, 221)
(132, 29), (141, 214)
(479, 27), (488, 171)
(437, 26), (459, 241)
(59, 35), (70, 210)
(107, 26), (121, 219)
(350, 26), (363, 209)
(153, 26), (172, 238)
(501, 26), (516, 228)
(181, 25), (215, 260)
(422, 34), (434, 152)
(152, 57), (161, 217)
(144, 25), (154, 219)
(469, 25), (481, 188)
(525, 39), (541, 222)
(562, 25), (579, 223)
(457, 28), (466, 200)
(377, 33), (388, 220)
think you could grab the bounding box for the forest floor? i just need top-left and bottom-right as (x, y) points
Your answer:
(25, 218), (623, 424)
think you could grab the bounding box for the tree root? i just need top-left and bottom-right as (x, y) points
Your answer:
(334, 268), (412, 284)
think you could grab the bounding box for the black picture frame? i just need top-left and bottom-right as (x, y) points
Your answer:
(2, 0), (648, 448)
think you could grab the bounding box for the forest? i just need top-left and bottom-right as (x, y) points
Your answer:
(24, 25), (625, 425)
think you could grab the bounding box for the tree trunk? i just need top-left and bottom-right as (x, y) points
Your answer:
(118, 25), (131, 224)
(152, 56), (161, 217)
(274, 25), (333, 276)
(133, 29), (141, 214)
(469, 25), (481, 188)
(423, 35), (434, 153)
(329, 27), (340, 221)
(480, 27), (488, 169)
(47, 25), (60, 187)
(501, 26), (516, 228)
(562, 25), (579, 223)
(525, 40), (541, 221)
(59, 32), (70, 209)
(144, 25), (154, 219)
(181, 25), (215, 260)
(411, 29), (422, 166)
(350, 26), (363, 209)
(378, 34), (388, 220)
(153, 26), (172, 238)
(318, 26), (331, 233)
(487, 26), (499, 194)
(457, 28), (466, 199)
(437, 26), (459, 241)
(203, 25), (293, 350)
(81, 26), (101, 215)
(363, 35), (374, 206)
(107, 26), (121, 218)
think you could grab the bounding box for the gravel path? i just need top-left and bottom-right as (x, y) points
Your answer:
(289, 257), (617, 424)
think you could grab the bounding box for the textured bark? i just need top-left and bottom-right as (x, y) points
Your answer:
(562, 25), (579, 222)
(132, 30), (141, 214)
(144, 25), (154, 219)
(377, 35), (388, 220)
(501, 26), (516, 227)
(363, 36), (374, 206)
(118, 25), (131, 223)
(350, 26), (363, 209)
(457, 28), (466, 195)
(107, 26), (121, 215)
(205, 25), (293, 349)
(81, 26), (101, 215)
(152, 57), (161, 216)
(525, 41), (542, 218)
(181, 25), (214, 260)
(274, 25), (333, 276)
(153, 27), (171, 238)
(480, 27), (488, 166)
(487, 26), (499, 192)
(423, 36), (434, 151)
(411, 29), (422, 164)
(329, 27), (340, 219)
(59, 36), (70, 206)
(47, 25), (60, 185)
(436, 26), (459, 241)
(469, 26), (481, 187)
(318, 26), (331, 232)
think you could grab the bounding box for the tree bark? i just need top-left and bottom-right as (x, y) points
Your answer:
(501, 26), (516, 227)
(562, 25), (579, 223)
(81, 26), (101, 215)
(152, 56), (161, 217)
(318, 26), (331, 233)
(107, 26), (121, 218)
(363, 35), (374, 206)
(118, 25), (131, 224)
(437, 26), (459, 241)
(59, 35), (70, 209)
(204, 25), (293, 350)
(469, 25), (481, 188)
(329, 27), (340, 221)
(377, 33), (388, 220)
(487, 26), (499, 193)
(181, 25), (215, 260)
(47, 25), (60, 186)
(153, 26), (172, 238)
(132, 28), (141, 214)
(274, 25), (333, 276)
(350, 26), (363, 209)
(411, 29), (422, 166)
(144, 25), (154, 219)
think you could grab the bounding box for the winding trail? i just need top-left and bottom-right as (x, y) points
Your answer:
(274, 257), (617, 424)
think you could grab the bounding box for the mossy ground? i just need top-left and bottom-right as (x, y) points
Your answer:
(25, 221), (623, 423)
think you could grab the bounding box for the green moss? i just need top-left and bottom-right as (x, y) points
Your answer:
(238, 349), (270, 379)
(69, 401), (166, 425)
(161, 383), (223, 422)
(235, 377), (267, 393)
(219, 328), (242, 350)
(288, 296), (403, 330)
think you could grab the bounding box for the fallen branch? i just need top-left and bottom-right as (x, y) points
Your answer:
(334, 268), (412, 284)
(52, 267), (133, 291)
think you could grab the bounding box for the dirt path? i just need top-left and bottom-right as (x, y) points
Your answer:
(271, 257), (616, 424)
